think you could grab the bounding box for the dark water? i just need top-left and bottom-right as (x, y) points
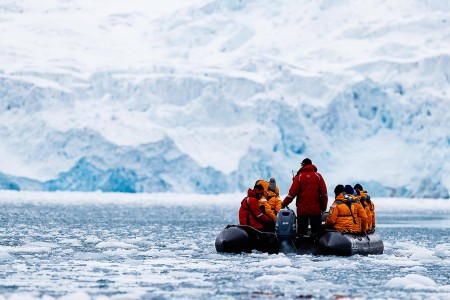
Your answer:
(0, 202), (449, 299)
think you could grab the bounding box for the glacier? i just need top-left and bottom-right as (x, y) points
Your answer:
(0, 0), (449, 197)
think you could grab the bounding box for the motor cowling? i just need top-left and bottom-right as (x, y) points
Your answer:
(276, 208), (297, 238)
(275, 208), (297, 254)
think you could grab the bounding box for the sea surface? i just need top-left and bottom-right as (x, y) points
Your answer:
(0, 193), (449, 299)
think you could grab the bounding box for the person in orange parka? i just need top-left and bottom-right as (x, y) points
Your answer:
(354, 184), (373, 231)
(344, 185), (368, 233)
(354, 183), (376, 231)
(325, 184), (355, 232)
(255, 178), (282, 222)
(239, 183), (275, 231)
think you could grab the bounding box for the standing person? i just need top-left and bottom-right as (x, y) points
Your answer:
(239, 183), (275, 232)
(282, 158), (328, 237)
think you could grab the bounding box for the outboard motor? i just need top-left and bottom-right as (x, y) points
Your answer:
(275, 208), (297, 254)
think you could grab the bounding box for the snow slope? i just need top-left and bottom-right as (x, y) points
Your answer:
(0, 0), (449, 197)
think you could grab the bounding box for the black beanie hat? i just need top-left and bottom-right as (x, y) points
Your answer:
(334, 184), (345, 196)
(344, 185), (355, 195)
(354, 183), (363, 191)
(301, 158), (312, 166)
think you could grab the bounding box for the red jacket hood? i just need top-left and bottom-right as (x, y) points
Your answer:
(247, 188), (258, 198)
(298, 164), (318, 174)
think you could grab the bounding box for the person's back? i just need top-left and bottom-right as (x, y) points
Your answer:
(354, 184), (375, 231)
(266, 190), (282, 220)
(367, 193), (376, 231)
(355, 185), (373, 231)
(282, 158), (328, 236)
(345, 185), (368, 233)
(325, 185), (355, 232)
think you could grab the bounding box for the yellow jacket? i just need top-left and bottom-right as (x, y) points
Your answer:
(256, 180), (281, 221)
(257, 198), (275, 221)
(360, 190), (376, 230)
(358, 190), (373, 230)
(266, 190), (282, 221)
(369, 200), (376, 229)
(325, 193), (355, 232)
(351, 196), (368, 233)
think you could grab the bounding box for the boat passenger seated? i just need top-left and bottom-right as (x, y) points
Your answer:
(239, 183), (275, 232)
(255, 178), (282, 222)
(325, 184), (366, 233)
(344, 185), (368, 233)
(354, 183), (376, 231)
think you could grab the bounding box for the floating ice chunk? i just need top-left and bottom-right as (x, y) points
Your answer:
(124, 237), (147, 245)
(139, 249), (175, 257)
(386, 274), (437, 289)
(0, 252), (14, 261)
(60, 291), (91, 300)
(400, 266), (427, 272)
(308, 260), (347, 268)
(434, 244), (450, 259)
(249, 256), (292, 267)
(0, 242), (59, 253)
(95, 240), (138, 249)
(58, 239), (82, 246)
(7, 293), (42, 300)
(84, 236), (102, 243)
(255, 273), (305, 283)
(102, 249), (139, 256)
(409, 249), (436, 262)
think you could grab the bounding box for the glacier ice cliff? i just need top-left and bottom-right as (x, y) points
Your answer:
(0, 0), (449, 198)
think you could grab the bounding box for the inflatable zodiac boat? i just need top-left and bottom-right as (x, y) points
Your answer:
(215, 209), (384, 256)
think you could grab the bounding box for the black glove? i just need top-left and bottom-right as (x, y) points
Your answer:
(281, 202), (286, 209)
(260, 205), (266, 213)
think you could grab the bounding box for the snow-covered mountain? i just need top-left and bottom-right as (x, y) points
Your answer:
(1, 0), (449, 198)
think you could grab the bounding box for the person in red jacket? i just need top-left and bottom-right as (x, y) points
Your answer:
(239, 183), (275, 232)
(282, 158), (328, 237)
